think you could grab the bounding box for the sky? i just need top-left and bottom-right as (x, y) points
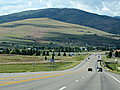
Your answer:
(0, 0), (120, 16)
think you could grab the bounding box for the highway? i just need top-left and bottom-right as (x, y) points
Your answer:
(0, 54), (120, 90)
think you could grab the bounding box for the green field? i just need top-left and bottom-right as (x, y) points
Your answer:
(0, 54), (88, 73)
(0, 18), (119, 47)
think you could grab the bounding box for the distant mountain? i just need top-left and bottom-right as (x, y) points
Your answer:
(114, 16), (120, 19)
(0, 8), (120, 34)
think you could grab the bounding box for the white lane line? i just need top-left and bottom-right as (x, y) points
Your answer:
(75, 80), (79, 82)
(106, 73), (120, 83)
(86, 75), (88, 77)
(82, 77), (85, 78)
(59, 86), (67, 90)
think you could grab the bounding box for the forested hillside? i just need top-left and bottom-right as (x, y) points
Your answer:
(0, 8), (120, 34)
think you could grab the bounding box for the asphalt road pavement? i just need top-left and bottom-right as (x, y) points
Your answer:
(0, 54), (120, 90)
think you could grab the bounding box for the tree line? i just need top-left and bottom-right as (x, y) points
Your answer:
(0, 47), (81, 56)
(107, 50), (120, 58)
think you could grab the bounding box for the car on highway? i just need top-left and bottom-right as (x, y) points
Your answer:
(97, 67), (103, 72)
(88, 68), (92, 72)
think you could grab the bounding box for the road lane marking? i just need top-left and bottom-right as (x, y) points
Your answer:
(59, 86), (66, 90)
(0, 72), (55, 80)
(75, 80), (79, 82)
(106, 73), (120, 83)
(82, 77), (85, 78)
(0, 72), (81, 86)
(0, 70), (86, 80)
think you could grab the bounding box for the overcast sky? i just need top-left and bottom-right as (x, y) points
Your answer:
(0, 0), (120, 16)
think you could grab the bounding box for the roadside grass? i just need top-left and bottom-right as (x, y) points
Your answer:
(102, 56), (120, 74)
(0, 54), (88, 73)
(0, 62), (72, 73)
(0, 53), (87, 63)
(106, 64), (120, 72)
(105, 63), (120, 75)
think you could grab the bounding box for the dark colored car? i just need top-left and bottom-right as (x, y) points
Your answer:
(97, 67), (103, 72)
(88, 68), (92, 71)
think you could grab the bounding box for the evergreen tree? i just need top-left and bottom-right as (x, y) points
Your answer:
(63, 52), (66, 56)
(42, 51), (46, 56)
(52, 52), (55, 56)
(58, 52), (61, 56)
(108, 51), (112, 58)
(52, 55), (54, 59)
(45, 56), (47, 61)
(115, 51), (119, 57)
(46, 51), (49, 56)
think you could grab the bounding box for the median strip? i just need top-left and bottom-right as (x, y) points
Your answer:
(0, 72), (80, 86)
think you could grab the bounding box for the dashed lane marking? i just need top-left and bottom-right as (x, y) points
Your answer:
(59, 86), (67, 90)
(75, 80), (79, 82)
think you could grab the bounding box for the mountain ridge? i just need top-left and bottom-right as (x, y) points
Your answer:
(0, 8), (120, 34)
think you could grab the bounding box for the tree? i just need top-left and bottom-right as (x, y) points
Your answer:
(46, 51), (49, 56)
(35, 50), (41, 56)
(45, 56), (47, 61)
(118, 52), (120, 57)
(108, 51), (112, 58)
(42, 51), (46, 56)
(20, 49), (26, 55)
(52, 52), (55, 56)
(63, 52), (66, 56)
(2, 48), (10, 54)
(58, 52), (61, 56)
(115, 51), (119, 57)
(52, 55), (54, 59)
(10, 48), (20, 54)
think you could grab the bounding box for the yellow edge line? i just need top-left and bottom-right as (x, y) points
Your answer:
(0, 72), (54, 80)
(0, 72), (75, 86)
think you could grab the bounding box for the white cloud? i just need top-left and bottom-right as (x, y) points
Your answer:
(98, 0), (120, 16)
(101, 2), (110, 12)
(0, 0), (119, 16)
(28, 1), (32, 7)
(70, 1), (94, 13)
(39, 0), (43, 3)
(46, 0), (52, 8)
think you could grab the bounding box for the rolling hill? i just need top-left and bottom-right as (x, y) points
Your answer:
(0, 18), (120, 48)
(115, 16), (120, 19)
(0, 8), (120, 34)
